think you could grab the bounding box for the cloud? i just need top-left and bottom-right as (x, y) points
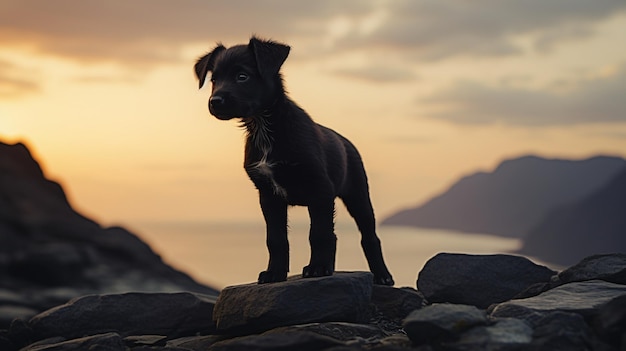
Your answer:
(2, 1), (624, 66)
(1, 0), (624, 85)
(332, 64), (418, 83)
(0, 0), (371, 66)
(333, 0), (626, 61)
(0, 59), (39, 99)
(421, 63), (626, 126)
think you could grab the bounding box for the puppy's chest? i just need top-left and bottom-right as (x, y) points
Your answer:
(245, 147), (291, 198)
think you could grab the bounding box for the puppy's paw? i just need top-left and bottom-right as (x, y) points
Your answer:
(373, 274), (395, 286)
(302, 264), (333, 278)
(258, 270), (287, 284)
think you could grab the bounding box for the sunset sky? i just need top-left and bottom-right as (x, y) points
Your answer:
(2, 0), (626, 228)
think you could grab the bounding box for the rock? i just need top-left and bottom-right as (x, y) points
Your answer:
(207, 331), (344, 351)
(529, 311), (611, 351)
(29, 292), (216, 341)
(20, 332), (125, 351)
(123, 334), (168, 348)
(557, 253), (626, 285)
(402, 304), (488, 345)
(447, 318), (533, 350)
(371, 286), (425, 323)
(417, 253), (556, 308)
(212, 272), (373, 334)
(265, 322), (385, 342)
(594, 295), (626, 349)
(166, 335), (225, 350)
(491, 280), (626, 324)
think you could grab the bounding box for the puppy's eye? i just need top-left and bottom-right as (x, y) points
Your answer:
(210, 76), (216, 83)
(236, 73), (249, 82)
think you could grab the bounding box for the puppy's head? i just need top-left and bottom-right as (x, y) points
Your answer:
(195, 37), (290, 120)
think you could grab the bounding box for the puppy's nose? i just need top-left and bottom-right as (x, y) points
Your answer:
(209, 95), (225, 108)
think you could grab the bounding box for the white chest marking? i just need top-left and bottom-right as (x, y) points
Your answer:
(253, 150), (288, 199)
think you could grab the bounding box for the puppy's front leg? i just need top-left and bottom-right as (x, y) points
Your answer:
(303, 200), (337, 278)
(258, 191), (289, 284)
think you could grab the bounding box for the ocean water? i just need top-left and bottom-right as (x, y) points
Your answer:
(130, 219), (535, 290)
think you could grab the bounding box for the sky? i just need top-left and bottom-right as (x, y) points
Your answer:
(1, 0), (626, 228)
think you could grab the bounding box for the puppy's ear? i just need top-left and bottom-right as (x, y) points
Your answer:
(249, 37), (290, 80)
(195, 44), (225, 89)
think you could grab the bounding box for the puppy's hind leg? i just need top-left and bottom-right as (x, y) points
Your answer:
(302, 200), (337, 278)
(341, 181), (395, 286)
(258, 191), (289, 284)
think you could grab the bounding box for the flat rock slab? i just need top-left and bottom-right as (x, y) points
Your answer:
(213, 272), (373, 334)
(29, 292), (216, 340)
(491, 280), (626, 324)
(417, 253), (556, 308)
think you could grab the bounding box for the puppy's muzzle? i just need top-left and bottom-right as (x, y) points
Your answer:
(209, 95), (224, 109)
(208, 94), (233, 120)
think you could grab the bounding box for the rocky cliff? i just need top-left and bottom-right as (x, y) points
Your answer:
(382, 155), (626, 238)
(0, 141), (219, 327)
(519, 167), (626, 265)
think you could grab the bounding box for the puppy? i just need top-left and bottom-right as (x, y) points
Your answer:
(195, 36), (394, 285)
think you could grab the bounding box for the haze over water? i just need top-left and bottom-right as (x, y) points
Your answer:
(132, 217), (527, 289)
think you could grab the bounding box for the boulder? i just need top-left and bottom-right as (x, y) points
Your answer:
(212, 272), (373, 335)
(557, 253), (626, 285)
(29, 292), (216, 341)
(417, 253), (556, 308)
(402, 304), (488, 345)
(491, 280), (626, 324)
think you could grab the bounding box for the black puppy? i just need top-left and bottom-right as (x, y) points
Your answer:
(195, 37), (394, 285)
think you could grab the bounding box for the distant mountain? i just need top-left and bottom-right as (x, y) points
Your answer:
(381, 155), (626, 238)
(518, 168), (626, 266)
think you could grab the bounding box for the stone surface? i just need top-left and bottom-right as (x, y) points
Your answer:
(557, 253), (626, 285)
(593, 294), (626, 349)
(447, 318), (533, 350)
(207, 331), (344, 351)
(528, 311), (614, 351)
(21, 332), (125, 351)
(403, 304), (488, 345)
(417, 253), (556, 308)
(213, 272), (373, 334)
(491, 280), (626, 324)
(371, 286), (425, 323)
(29, 292), (216, 340)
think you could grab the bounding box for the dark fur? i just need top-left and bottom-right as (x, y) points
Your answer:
(195, 37), (394, 285)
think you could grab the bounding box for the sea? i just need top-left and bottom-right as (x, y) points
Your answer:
(129, 219), (552, 290)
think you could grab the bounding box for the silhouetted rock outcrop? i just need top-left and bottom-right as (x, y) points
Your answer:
(519, 168), (626, 265)
(2, 254), (625, 350)
(417, 253), (556, 308)
(0, 141), (218, 328)
(382, 155), (626, 238)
